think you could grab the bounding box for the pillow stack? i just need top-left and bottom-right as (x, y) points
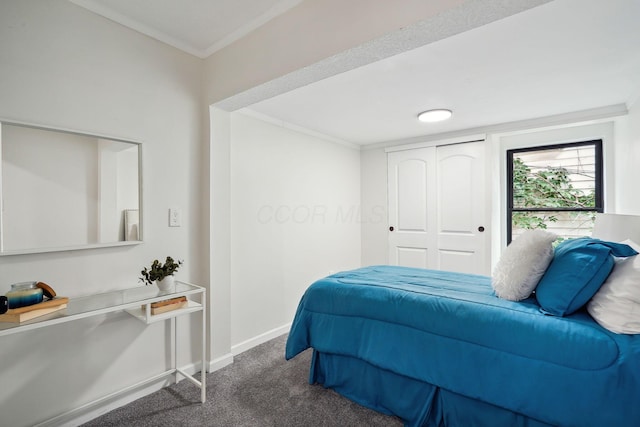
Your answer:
(492, 232), (640, 332)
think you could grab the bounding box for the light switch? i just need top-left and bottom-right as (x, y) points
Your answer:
(169, 208), (182, 227)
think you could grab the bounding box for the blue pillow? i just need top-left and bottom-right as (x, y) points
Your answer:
(535, 238), (638, 316)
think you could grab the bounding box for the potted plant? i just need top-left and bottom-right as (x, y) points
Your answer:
(140, 256), (183, 290)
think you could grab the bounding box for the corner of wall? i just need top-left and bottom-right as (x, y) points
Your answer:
(209, 106), (232, 361)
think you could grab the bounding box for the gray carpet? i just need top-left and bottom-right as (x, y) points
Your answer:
(82, 334), (403, 426)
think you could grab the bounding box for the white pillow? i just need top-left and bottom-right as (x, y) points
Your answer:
(587, 239), (640, 334)
(492, 229), (557, 301)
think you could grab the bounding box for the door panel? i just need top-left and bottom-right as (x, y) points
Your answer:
(436, 142), (487, 275)
(388, 147), (437, 268)
(396, 247), (429, 269)
(397, 160), (428, 231)
(438, 249), (477, 275)
(439, 154), (473, 233)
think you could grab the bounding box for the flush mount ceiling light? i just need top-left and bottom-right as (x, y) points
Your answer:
(417, 109), (453, 123)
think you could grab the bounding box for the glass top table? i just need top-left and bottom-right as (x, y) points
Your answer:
(0, 281), (205, 336)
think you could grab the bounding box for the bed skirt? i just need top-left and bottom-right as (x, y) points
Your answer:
(310, 350), (552, 427)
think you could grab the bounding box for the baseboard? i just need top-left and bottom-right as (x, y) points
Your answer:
(231, 322), (291, 356)
(40, 375), (172, 427)
(208, 352), (234, 372)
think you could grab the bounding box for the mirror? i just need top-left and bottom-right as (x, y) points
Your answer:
(0, 121), (142, 255)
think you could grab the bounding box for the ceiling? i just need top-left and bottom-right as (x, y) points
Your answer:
(69, 0), (304, 58)
(70, 0), (640, 147)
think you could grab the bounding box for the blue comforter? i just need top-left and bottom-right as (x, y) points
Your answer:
(286, 265), (640, 426)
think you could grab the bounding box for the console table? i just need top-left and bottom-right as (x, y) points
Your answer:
(0, 281), (206, 425)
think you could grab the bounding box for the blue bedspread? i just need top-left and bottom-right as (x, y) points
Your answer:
(286, 265), (640, 426)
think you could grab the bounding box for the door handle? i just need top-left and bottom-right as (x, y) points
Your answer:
(478, 226), (485, 232)
(389, 226), (394, 232)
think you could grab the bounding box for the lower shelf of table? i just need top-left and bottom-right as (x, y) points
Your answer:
(125, 300), (203, 324)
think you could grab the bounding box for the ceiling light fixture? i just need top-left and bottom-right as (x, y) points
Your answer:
(417, 109), (453, 123)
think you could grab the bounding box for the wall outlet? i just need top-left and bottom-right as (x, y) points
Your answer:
(169, 208), (182, 227)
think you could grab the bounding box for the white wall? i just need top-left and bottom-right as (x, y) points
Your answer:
(208, 107), (232, 368)
(616, 101), (640, 214)
(229, 112), (361, 348)
(0, 2), (206, 426)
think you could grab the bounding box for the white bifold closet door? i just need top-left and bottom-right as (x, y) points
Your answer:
(387, 141), (489, 275)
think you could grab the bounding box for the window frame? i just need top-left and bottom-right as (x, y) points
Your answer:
(506, 139), (604, 244)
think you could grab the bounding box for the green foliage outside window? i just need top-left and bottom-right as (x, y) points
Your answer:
(512, 157), (596, 232)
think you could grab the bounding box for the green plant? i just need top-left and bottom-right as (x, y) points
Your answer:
(512, 157), (596, 234)
(139, 256), (183, 285)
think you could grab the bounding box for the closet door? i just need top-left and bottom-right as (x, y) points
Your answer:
(388, 141), (489, 275)
(436, 141), (488, 275)
(387, 147), (437, 269)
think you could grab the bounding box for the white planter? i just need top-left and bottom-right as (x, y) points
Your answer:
(156, 276), (175, 291)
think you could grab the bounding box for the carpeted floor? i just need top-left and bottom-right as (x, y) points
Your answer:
(82, 334), (403, 426)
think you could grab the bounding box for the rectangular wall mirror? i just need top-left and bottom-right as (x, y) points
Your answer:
(0, 120), (142, 255)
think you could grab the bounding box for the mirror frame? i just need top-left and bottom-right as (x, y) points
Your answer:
(0, 119), (143, 256)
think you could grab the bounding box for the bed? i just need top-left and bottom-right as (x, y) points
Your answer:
(285, 214), (640, 427)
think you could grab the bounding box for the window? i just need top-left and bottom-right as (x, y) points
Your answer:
(507, 140), (603, 243)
